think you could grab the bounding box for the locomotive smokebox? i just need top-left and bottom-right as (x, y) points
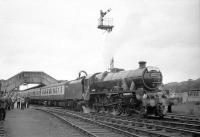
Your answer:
(139, 61), (146, 69)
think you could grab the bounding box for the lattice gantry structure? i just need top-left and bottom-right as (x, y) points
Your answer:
(97, 8), (114, 32)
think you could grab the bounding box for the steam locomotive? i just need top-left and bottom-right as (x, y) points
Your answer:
(20, 61), (167, 117)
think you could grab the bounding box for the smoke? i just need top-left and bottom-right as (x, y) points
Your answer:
(102, 13), (142, 67)
(102, 0), (200, 70)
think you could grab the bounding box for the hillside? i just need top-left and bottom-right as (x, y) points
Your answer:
(164, 78), (200, 93)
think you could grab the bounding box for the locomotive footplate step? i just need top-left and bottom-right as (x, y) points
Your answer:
(4, 108), (88, 137)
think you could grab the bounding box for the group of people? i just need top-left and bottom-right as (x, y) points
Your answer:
(0, 96), (30, 121)
(16, 97), (29, 109)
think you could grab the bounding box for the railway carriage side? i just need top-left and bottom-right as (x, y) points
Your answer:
(23, 82), (68, 106)
(65, 78), (85, 110)
(39, 82), (67, 106)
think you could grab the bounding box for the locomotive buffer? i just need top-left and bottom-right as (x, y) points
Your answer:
(97, 8), (114, 32)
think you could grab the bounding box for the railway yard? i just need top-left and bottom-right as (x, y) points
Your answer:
(1, 105), (199, 137)
(1, 0), (199, 136)
(0, 69), (199, 137)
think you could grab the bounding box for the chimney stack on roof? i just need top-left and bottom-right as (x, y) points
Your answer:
(139, 61), (146, 69)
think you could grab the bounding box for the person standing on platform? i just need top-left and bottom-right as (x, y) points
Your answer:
(21, 97), (25, 110)
(25, 97), (30, 108)
(0, 99), (6, 121)
(0, 100), (3, 120)
(11, 97), (15, 109)
(17, 97), (20, 109)
(7, 98), (12, 110)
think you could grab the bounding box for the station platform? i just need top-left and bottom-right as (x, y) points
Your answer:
(2, 107), (86, 137)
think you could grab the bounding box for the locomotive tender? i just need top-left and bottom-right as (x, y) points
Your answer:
(20, 61), (167, 117)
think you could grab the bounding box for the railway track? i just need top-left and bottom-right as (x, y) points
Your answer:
(83, 112), (200, 137)
(165, 113), (200, 124)
(38, 107), (200, 137)
(148, 115), (200, 126)
(98, 114), (200, 137)
(167, 113), (200, 120)
(0, 121), (6, 137)
(34, 107), (141, 137)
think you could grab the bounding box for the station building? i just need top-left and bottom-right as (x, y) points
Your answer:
(167, 89), (200, 104)
(188, 89), (200, 102)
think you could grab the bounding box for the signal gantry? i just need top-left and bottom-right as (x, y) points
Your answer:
(97, 8), (114, 33)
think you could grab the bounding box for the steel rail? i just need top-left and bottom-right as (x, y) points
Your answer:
(35, 107), (142, 137)
(92, 114), (200, 137)
(147, 115), (200, 125)
(50, 107), (200, 137)
(52, 107), (200, 131)
(44, 107), (185, 137)
(37, 108), (98, 137)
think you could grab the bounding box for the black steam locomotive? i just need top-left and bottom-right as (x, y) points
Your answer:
(20, 61), (167, 117)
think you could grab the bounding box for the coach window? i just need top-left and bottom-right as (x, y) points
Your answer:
(49, 89), (51, 94)
(58, 87), (60, 94)
(59, 87), (61, 94)
(57, 88), (59, 93)
(54, 88), (57, 94)
(58, 87), (61, 94)
(53, 88), (55, 94)
(54, 88), (56, 93)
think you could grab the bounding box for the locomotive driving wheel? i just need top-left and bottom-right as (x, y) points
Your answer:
(115, 104), (123, 116)
(155, 103), (164, 118)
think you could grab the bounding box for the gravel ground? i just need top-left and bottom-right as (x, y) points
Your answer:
(4, 108), (87, 137)
(172, 102), (200, 115)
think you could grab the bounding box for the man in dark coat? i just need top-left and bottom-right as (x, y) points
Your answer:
(0, 99), (6, 121)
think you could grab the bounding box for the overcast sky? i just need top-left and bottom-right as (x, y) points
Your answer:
(0, 0), (199, 84)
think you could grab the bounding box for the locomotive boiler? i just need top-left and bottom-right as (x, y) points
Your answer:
(20, 61), (167, 117)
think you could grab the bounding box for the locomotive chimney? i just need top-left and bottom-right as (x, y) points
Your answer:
(139, 61), (146, 69)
